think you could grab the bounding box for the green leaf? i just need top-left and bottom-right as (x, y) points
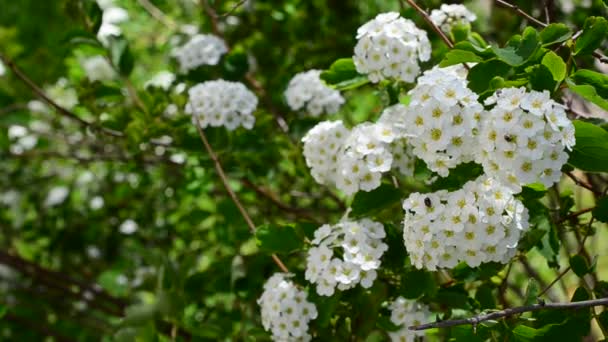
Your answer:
(439, 49), (484, 67)
(255, 224), (303, 253)
(571, 69), (608, 99)
(539, 23), (572, 46)
(321, 58), (363, 86)
(222, 50), (249, 79)
(350, 183), (402, 218)
(109, 37), (134, 76)
(570, 254), (591, 277)
(541, 51), (566, 82)
(528, 64), (556, 92)
(567, 78), (608, 111)
(86, 0), (103, 34)
(524, 279), (540, 305)
(475, 283), (496, 309)
(492, 27), (540, 66)
(467, 59), (511, 94)
(574, 17), (608, 56)
(568, 120), (608, 172)
(400, 269), (437, 299)
(593, 197), (608, 223)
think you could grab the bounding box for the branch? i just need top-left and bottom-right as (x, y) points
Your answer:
(559, 207), (594, 223)
(566, 171), (603, 196)
(400, 0), (455, 49)
(410, 297), (608, 331)
(137, 0), (177, 29)
(194, 120), (289, 273)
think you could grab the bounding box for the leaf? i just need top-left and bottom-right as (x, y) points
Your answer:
(593, 197), (608, 223)
(400, 269), (437, 299)
(574, 17), (608, 56)
(321, 58), (362, 84)
(524, 279), (540, 305)
(528, 64), (556, 92)
(539, 23), (572, 46)
(475, 283), (496, 309)
(255, 224), (303, 254)
(571, 69), (608, 99)
(87, 0), (103, 34)
(567, 78), (608, 111)
(467, 59), (511, 94)
(492, 27), (540, 66)
(109, 37), (134, 76)
(439, 49), (484, 67)
(222, 50), (249, 79)
(568, 120), (608, 172)
(570, 254), (591, 277)
(541, 51), (566, 82)
(350, 183), (402, 218)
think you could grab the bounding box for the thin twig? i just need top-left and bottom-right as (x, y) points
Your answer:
(566, 171), (602, 196)
(401, 0), (455, 49)
(559, 207), (594, 223)
(194, 120), (289, 273)
(137, 0), (177, 29)
(219, 0), (248, 18)
(538, 266), (570, 297)
(410, 297), (608, 330)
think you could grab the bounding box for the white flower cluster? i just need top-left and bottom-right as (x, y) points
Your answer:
(81, 56), (115, 83)
(477, 88), (575, 192)
(397, 66), (482, 177)
(45, 78), (79, 110)
(185, 80), (258, 130)
(145, 71), (176, 91)
(284, 70), (344, 116)
(336, 122), (398, 195)
(258, 273), (317, 341)
(305, 219), (387, 296)
(301, 120), (349, 186)
(403, 176), (529, 270)
(97, 4), (128, 46)
(354, 12), (431, 83)
(302, 117), (416, 195)
(430, 4), (477, 33)
(172, 34), (228, 73)
(388, 297), (430, 342)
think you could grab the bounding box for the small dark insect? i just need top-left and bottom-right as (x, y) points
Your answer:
(424, 197), (432, 207)
(504, 134), (514, 142)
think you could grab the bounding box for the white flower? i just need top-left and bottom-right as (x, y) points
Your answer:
(354, 12), (430, 83)
(258, 273), (316, 341)
(81, 56), (115, 82)
(119, 219), (138, 234)
(185, 80), (258, 131)
(284, 69), (344, 116)
(306, 219), (386, 295)
(89, 196), (105, 210)
(476, 87), (575, 192)
(145, 71), (176, 90)
(402, 176), (529, 270)
(0, 61), (5, 76)
(172, 34), (228, 73)
(388, 297), (431, 342)
(44, 186), (70, 207)
(45, 78), (79, 110)
(430, 4), (477, 33)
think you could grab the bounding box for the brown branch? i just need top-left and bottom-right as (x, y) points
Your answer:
(194, 120), (289, 273)
(566, 171), (602, 196)
(400, 0), (455, 49)
(559, 207), (594, 223)
(219, 0), (248, 18)
(410, 297), (608, 331)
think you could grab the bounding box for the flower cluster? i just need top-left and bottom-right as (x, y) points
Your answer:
(336, 122), (397, 195)
(430, 4), (477, 33)
(301, 120), (349, 186)
(396, 66), (482, 177)
(388, 297), (431, 342)
(81, 56), (115, 83)
(305, 219), (387, 296)
(354, 12), (431, 83)
(403, 176), (529, 270)
(45, 78), (79, 110)
(284, 69), (344, 116)
(258, 273), (317, 341)
(172, 34), (228, 73)
(477, 88), (575, 192)
(185, 80), (258, 130)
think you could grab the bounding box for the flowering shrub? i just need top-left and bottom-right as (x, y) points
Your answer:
(1, 1), (608, 341)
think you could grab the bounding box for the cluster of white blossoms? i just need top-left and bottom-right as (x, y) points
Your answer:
(354, 12), (431, 83)
(305, 219), (387, 296)
(403, 176), (529, 270)
(302, 117), (416, 195)
(396, 66), (482, 177)
(301, 120), (349, 186)
(172, 34), (228, 73)
(430, 4), (477, 33)
(336, 122), (398, 195)
(258, 273), (317, 341)
(284, 70), (344, 116)
(185, 80), (258, 130)
(81, 56), (115, 83)
(45, 78), (79, 110)
(476, 88), (575, 192)
(388, 297), (430, 342)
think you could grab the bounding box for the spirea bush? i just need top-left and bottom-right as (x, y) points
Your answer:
(1, 1), (608, 341)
